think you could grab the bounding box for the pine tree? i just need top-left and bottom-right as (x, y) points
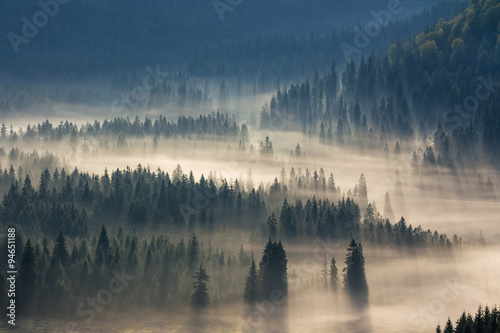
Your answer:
(330, 257), (338, 292)
(243, 260), (259, 304)
(188, 234), (199, 272)
(357, 173), (368, 210)
(191, 264), (209, 310)
(343, 239), (369, 307)
(96, 225), (109, 256)
(383, 191), (395, 221)
(443, 318), (453, 333)
(321, 254), (328, 289)
(53, 231), (69, 266)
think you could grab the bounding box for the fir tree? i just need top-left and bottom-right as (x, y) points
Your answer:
(330, 257), (338, 292)
(383, 191), (394, 221)
(243, 260), (259, 304)
(53, 231), (69, 266)
(343, 239), (369, 307)
(191, 264), (210, 310)
(96, 225), (109, 256)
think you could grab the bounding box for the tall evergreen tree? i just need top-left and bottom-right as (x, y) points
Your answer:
(191, 264), (209, 310)
(53, 231), (69, 266)
(188, 234), (199, 272)
(96, 225), (109, 256)
(343, 239), (369, 307)
(330, 257), (338, 292)
(321, 254), (329, 289)
(243, 260), (259, 304)
(383, 191), (395, 221)
(443, 318), (453, 333)
(357, 173), (368, 210)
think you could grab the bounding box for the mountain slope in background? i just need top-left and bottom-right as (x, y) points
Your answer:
(0, 0), (438, 78)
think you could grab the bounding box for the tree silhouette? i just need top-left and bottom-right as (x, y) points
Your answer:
(343, 239), (369, 307)
(191, 264), (210, 310)
(259, 240), (287, 302)
(330, 257), (338, 292)
(243, 260), (260, 304)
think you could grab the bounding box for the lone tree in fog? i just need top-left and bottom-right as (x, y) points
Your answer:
(343, 239), (369, 307)
(357, 173), (368, 210)
(321, 254), (329, 289)
(191, 264), (210, 310)
(243, 259), (260, 304)
(383, 191), (394, 221)
(330, 257), (338, 292)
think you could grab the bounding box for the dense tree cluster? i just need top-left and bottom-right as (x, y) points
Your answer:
(0, 75), (214, 115)
(0, 0), (446, 79)
(0, 162), (460, 250)
(244, 240), (288, 304)
(0, 113), (246, 143)
(262, 0), (500, 165)
(0, 165), (269, 238)
(436, 305), (500, 333)
(0, 230), (246, 318)
(187, 0), (464, 84)
(263, 197), (457, 248)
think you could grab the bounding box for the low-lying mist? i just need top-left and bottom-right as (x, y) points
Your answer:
(1, 115), (498, 333)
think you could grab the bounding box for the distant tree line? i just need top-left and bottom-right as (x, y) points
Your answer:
(1, 113), (246, 143)
(436, 305), (500, 333)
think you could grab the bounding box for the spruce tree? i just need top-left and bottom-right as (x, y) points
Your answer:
(383, 191), (394, 221)
(191, 264), (209, 310)
(96, 225), (109, 256)
(321, 254), (328, 289)
(243, 260), (259, 304)
(188, 234), (199, 272)
(357, 173), (368, 210)
(53, 231), (69, 267)
(330, 257), (338, 292)
(343, 239), (369, 307)
(443, 318), (453, 333)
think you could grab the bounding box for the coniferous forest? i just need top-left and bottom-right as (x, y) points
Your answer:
(1, 0), (499, 332)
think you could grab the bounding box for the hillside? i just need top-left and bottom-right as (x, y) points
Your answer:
(0, 0), (439, 79)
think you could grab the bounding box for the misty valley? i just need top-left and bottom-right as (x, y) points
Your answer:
(0, 0), (500, 332)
